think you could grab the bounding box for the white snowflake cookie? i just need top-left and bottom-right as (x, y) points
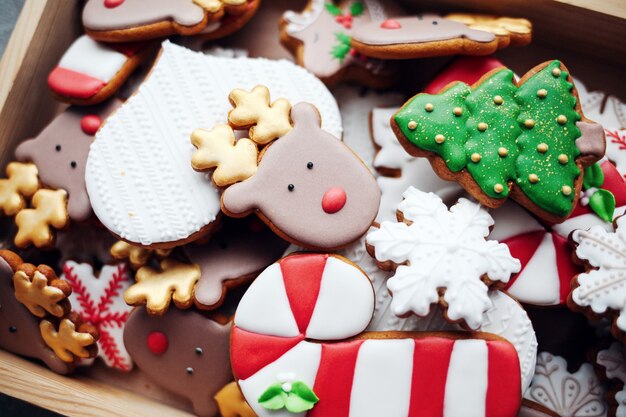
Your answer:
(366, 186), (521, 329)
(597, 342), (626, 417)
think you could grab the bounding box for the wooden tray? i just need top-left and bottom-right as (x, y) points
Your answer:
(0, 0), (624, 415)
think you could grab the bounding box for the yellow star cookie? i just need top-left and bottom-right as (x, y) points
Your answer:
(0, 162), (39, 216)
(40, 318), (97, 362)
(14, 189), (68, 248)
(228, 85), (292, 144)
(124, 258), (201, 315)
(191, 124), (258, 186)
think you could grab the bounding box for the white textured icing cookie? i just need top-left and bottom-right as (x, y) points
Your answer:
(86, 41), (341, 248)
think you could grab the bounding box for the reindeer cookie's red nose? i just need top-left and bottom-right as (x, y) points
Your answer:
(147, 331), (169, 355)
(322, 187), (347, 214)
(380, 19), (402, 29)
(104, 0), (125, 8)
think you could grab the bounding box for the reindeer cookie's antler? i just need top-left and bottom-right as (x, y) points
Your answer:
(40, 314), (99, 362)
(228, 85), (292, 144)
(14, 189), (69, 248)
(0, 162), (40, 216)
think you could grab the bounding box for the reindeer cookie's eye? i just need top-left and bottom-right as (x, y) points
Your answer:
(70, 161), (77, 169)
(307, 162), (314, 169)
(288, 184), (295, 192)
(55, 145), (61, 152)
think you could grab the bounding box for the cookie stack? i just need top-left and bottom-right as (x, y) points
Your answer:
(1, 2), (624, 417)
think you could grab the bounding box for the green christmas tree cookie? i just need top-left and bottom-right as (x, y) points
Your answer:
(392, 60), (605, 222)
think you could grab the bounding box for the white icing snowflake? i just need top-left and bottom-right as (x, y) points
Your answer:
(572, 216), (626, 332)
(525, 352), (607, 417)
(366, 186), (520, 329)
(597, 343), (626, 417)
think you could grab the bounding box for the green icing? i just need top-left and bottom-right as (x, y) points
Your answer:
(394, 60), (584, 217)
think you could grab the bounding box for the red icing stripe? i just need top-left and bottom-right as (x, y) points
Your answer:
(424, 56), (504, 94)
(408, 337), (455, 417)
(280, 254), (327, 333)
(601, 161), (626, 206)
(230, 326), (304, 380)
(108, 41), (148, 57)
(502, 231), (544, 291)
(48, 67), (105, 99)
(485, 340), (521, 417)
(551, 232), (582, 304)
(308, 340), (365, 417)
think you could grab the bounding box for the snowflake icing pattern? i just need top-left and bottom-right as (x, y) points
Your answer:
(63, 261), (133, 371)
(366, 186), (520, 329)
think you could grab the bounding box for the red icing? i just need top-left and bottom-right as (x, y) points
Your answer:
(502, 231), (544, 292)
(485, 340), (522, 417)
(108, 41), (147, 57)
(308, 340), (364, 417)
(335, 15), (353, 29)
(280, 254), (327, 332)
(380, 19), (402, 29)
(424, 56), (504, 94)
(408, 337), (454, 417)
(552, 232), (583, 304)
(147, 331), (168, 355)
(230, 327), (304, 380)
(104, 0), (125, 8)
(48, 67), (105, 99)
(81, 115), (103, 135)
(322, 187), (347, 214)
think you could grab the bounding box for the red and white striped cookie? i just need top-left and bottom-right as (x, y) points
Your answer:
(231, 253), (521, 417)
(48, 35), (149, 105)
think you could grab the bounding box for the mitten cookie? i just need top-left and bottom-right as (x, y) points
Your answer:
(232, 253), (522, 417)
(392, 60), (605, 223)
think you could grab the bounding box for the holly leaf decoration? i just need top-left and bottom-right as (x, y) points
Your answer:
(589, 188), (616, 222)
(584, 163), (605, 190)
(291, 381), (319, 403)
(325, 2), (342, 16)
(331, 32), (352, 62)
(350, 2), (364, 16)
(258, 383), (287, 410)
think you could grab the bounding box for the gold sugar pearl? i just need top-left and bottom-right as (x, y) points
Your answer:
(537, 143), (548, 153)
(435, 134), (446, 144)
(562, 185), (572, 196)
(552, 67), (561, 77)
(528, 174), (539, 183)
(408, 120), (417, 130)
(537, 89), (548, 98)
(524, 119), (535, 129)
(557, 115), (567, 125)
(498, 147), (509, 157)
(558, 154), (569, 164)
(453, 107), (463, 116)
(425, 103), (434, 112)
(471, 153), (482, 163)
(477, 122), (488, 132)
(494, 183), (504, 193)
(493, 95), (504, 105)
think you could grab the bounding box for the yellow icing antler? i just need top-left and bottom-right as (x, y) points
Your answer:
(110, 240), (172, 269)
(191, 124), (258, 187)
(228, 85), (292, 145)
(14, 189), (68, 248)
(445, 14), (532, 41)
(124, 258), (201, 315)
(215, 382), (258, 417)
(40, 318), (98, 362)
(0, 162), (40, 216)
(13, 266), (71, 318)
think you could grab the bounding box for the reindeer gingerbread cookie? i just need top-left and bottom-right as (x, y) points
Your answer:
(191, 85), (381, 250)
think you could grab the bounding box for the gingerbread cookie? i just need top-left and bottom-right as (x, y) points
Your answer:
(124, 306), (232, 417)
(392, 60), (605, 223)
(232, 253), (522, 417)
(86, 41), (342, 248)
(47, 35), (151, 105)
(280, 0), (401, 87)
(350, 13), (531, 60)
(195, 88), (381, 250)
(366, 186), (521, 329)
(596, 342), (626, 417)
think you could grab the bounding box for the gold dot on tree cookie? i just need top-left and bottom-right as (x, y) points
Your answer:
(529, 174), (539, 183)
(453, 107), (463, 116)
(435, 134), (445, 144)
(493, 95), (504, 105)
(552, 68), (561, 77)
(524, 119), (535, 129)
(471, 153), (482, 163)
(537, 89), (548, 98)
(494, 183), (504, 193)
(408, 120), (417, 130)
(557, 115), (567, 125)
(537, 143), (548, 153)
(477, 122), (488, 132)
(558, 154), (569, 164)
(498, 147), (509, 157)
(561, 185), (572, 196)
(425, 103), (434, 112)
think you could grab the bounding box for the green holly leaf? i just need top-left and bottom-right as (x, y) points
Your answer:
(350, 2), (364, 16)
(285, 393), (317, 413)
(325, 3), (342, 16)
(589, 189), (616, 222)
(583, 163), (605, 189)
(335, 32), (351, 45)
(258, 383), (287, 410)
(291, 381), (320, 403)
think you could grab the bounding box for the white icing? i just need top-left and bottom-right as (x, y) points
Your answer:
(349, 339), (414, 417)
(443, 339), (488, 417)
(234, 264), (300, 338)
(305, 257), (374, 340)
(572, 216), (626, 331)
(282, 0), (325, 34)
(597, 343), (626, 417)
(86, 41), (342, 245)
(488, 201), (543, 242)
(371, 107), (412, 170)
(58, 35), (127, 82)
(554, 207), (626, 237)
(239, 341), (321, 417)
(367, 186), (521, 329)
(524, 352), (607, 417)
